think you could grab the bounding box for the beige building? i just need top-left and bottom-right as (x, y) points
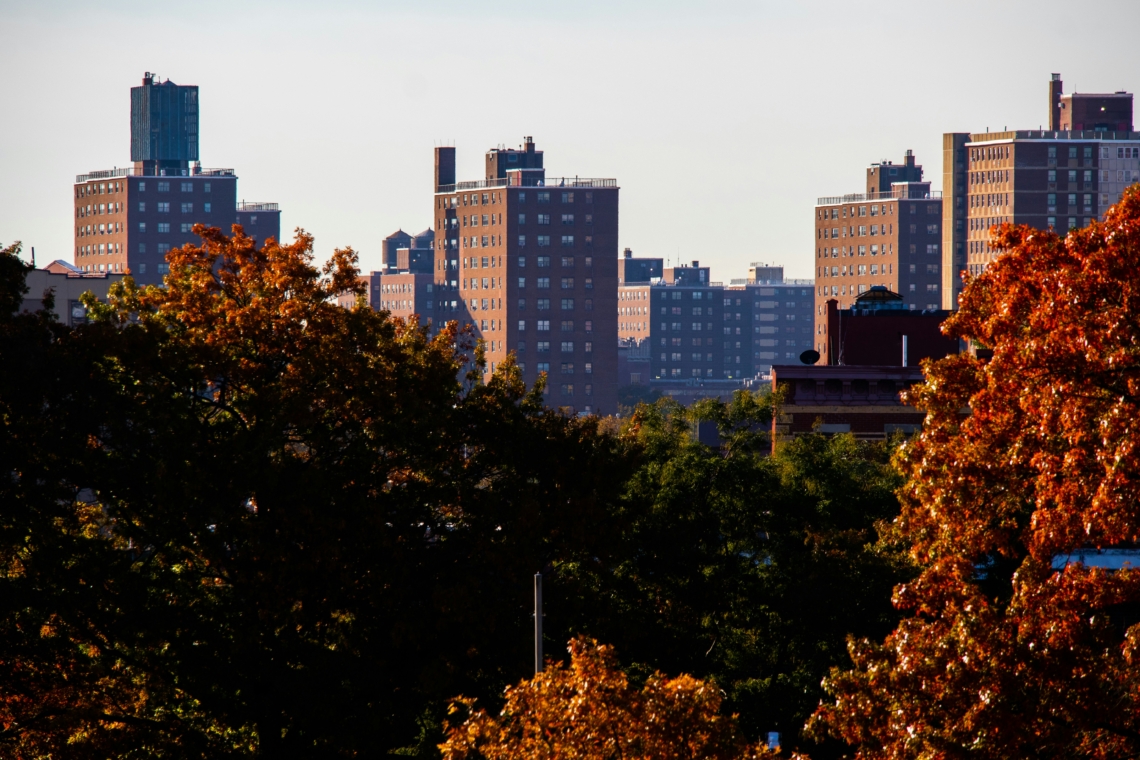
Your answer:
(21, 260), (124, 326)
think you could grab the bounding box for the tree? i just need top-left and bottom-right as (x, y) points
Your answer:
(0, 226), (634, 757)
(440, 637), (774, 760)
(546, 394), (909, 757)
(813, 187), (1140, 758)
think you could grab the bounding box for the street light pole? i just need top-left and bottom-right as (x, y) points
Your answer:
(534, 572), (543, 675)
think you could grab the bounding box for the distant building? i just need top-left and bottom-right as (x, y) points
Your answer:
(771, 364), (926, 449)
(382, 230), (413, 270)
(941, 73), (1138, 309)
(73, 73), (280, 286)
(428, 137), (620, 415)
(823, 287), (958, 367)
(814, 150), (944, 363)
(20, 262), (124, 327)
(618, 259), (813, 383)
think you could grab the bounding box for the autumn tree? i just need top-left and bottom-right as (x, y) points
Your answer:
(814, 186), (1140, 758)
(0, 226), (633, 758)
(440, 637), (774, 760)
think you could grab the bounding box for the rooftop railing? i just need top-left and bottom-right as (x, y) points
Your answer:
(817, 188), (942, 206)
(236, 202), (279, 212)
(970, 129), (1140, 143)
(436, 176), (617, 193)
(76, 167), (236, 183)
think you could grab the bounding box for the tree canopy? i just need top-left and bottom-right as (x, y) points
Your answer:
(814, 186), (1140, 759)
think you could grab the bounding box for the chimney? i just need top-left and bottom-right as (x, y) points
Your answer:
(904, 149), (915, 168)
(1050, 74), (1063, 131)
(524, 136), (535, 154)
(434, 146), (456, 192)
(691, 260), (699, 268)
(623, 248), (632, 258)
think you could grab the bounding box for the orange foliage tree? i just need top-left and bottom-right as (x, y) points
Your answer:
(441, 637), (779, 760)
(813, 187), (1140, 758)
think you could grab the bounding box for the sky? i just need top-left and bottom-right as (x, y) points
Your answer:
(3, 0), (1140, 280)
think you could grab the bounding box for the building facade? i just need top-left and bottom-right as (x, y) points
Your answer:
(73, 74), (280, 286)
(941, 74), (1138, 308)
(814, 151), (943, 362)
(428, 138), (620, 416)
(617, 260), (814, 382)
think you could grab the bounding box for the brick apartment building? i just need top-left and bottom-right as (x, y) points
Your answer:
(417, 138), (619, 416)
(814, 150), (943, 363)
(73, 73), (280, 286)
(823, 287), (958, 367)
(617, 256), (814, 383)
(941, 73), (1137, 308)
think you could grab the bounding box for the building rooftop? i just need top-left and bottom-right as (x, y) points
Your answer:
(436, 176), (617, 194)
(966, 128), (1140, 144)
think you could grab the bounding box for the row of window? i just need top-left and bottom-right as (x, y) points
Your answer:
(518, 235), (588, 247)
(817, 203), (937, 220)
(517, 277), (593, 289)
(439, 190), (594, 210)
(77, 202), (123, 217)
(77, 181), (125, 197)
(518, 214), (593, 225)
(138, 202), (211, 213)
(516, 256), (592, 268)
(518, 321), (595, 334)
(820, 263), (897, 277)
(514, 340), (591, 353)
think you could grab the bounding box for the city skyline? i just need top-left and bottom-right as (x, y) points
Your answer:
(3, 0), (1140, 279)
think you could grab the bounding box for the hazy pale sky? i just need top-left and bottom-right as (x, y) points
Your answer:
(3, 0), (1140, 280)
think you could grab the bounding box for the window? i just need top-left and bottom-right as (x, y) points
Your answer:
(157, 222), (170, 233)
(561, 235), (574, 247)
(518, 192), (527, 203)
(561, 192), (574, 203)
(537, 298), (551, 310)
(157, 243), (171, 254)
(203, 183), (211, 193)
(138, 222), (147, 232)
(561, 277), (574, 289)
(518, 214), (526, 225)
(584, 278), (593, 289)
(584, 342), (592, 353)
(158, 182), (170, 192)
(538, 214), (550, 225)
(204, 203), (211, 212)
(537, 192), (550, 204)
(537, 362), (550, 372)
(158, 202), (170, 213)
(561, 320), (574, 332)
(561, 363), (574, 374)
(180, 182), (192, 192)
(139, 202), (146, 212)
(561, 341), (574, 352)
(537, 342), (550, 353)
(538, 277), (550, 289)
(181, 223), (192, 233)
(538, 236), (551, 247)
(561, 384), (574, 396)
(181, 203), (193, 213)
(518, 277), (526, 289)
(537, 320), (550, 332)
(537, 256), (551, 268)
(584, 299), (593, 312)
(138, 243), (146, 253)
(138, 181), (146, 192)
(561, 298), (574, 310)
(561, 256), (574, 267)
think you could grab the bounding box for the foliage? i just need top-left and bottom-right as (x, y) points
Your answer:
(0, 226), (633, 757)
(440, 637), (778, 760)
(616, 383), (662, 414)
(813, 186), (1140, 758)
(547, 395), (909, 757)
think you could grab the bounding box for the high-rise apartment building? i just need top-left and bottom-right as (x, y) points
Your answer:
(428, 138), (620, 415)
(941, 74), (1137, 309)
(813, 151), (943, 362)
(617, 257), (813, 381)
(73, 74), (280, 286)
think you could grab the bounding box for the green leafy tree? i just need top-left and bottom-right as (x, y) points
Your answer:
(0, 227), (633, 758)
(546, 394), (910, 757)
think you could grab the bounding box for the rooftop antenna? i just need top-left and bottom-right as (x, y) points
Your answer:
(30, 246), (35, 267)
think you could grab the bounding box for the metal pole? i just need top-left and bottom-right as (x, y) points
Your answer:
(534, 573), (543, 675)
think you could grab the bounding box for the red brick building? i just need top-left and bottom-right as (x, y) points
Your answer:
(824, 287), (958, 367)
(429, 138), (619, 415)
(771, 364), (926, 449)
(813, 150), (944, 363)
